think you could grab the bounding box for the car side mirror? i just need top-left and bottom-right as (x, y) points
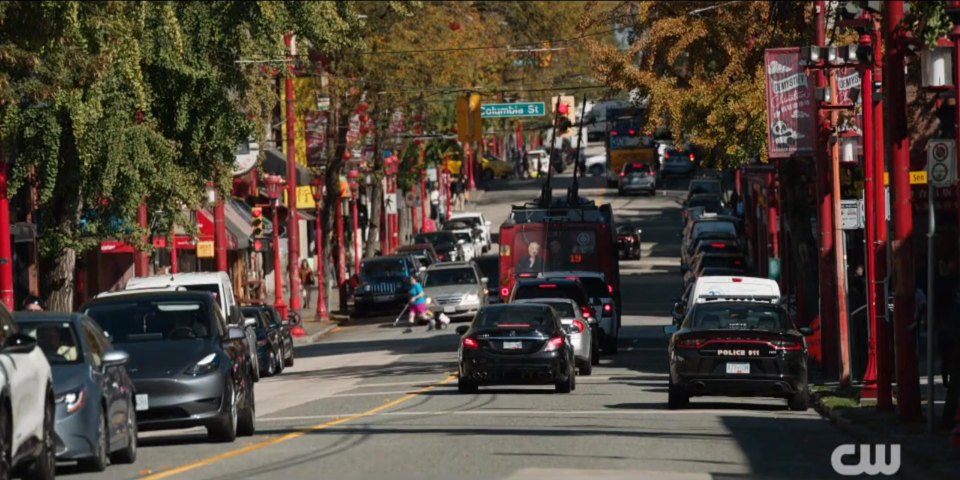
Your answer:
(2, 333), (37, 354)
(227, 326), (246, 341)
(663, 325), (679, 335)
(243, 317), (257, 328)
(481, 277), (489, 285)
(102, 350), (130, 367)
(455, 325), (470, 335)
(798, 326), (814, 336)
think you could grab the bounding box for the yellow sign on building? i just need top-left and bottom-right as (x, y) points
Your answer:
(197, 241), (215, 258)
(283, 186), (318, 210)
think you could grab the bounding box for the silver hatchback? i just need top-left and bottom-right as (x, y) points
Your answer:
(514, 298), (596, 375)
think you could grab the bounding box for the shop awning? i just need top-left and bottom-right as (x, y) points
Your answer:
(262, 147), (315, 186)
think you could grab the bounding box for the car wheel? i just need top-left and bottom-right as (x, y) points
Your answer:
(208, 382), (238, 443)
(591, 339), (600, 366)
(275, 346), (285, 374)
(606, 179), (617, 189)
(668, 379), (690, 409)
(237, 373), (256, 436)
(588, 165), (604, 177)
(80, 409), (109, 472)
(250, 351), (261, 383)
(457, 375), (478, 394)
(265, 350), (277, 377)
(578, 359), (592, 376)
(24, 393), (55, 480)
(284, 345), (295, 367)
(111, 400), (137, 464)
(1, 403), (11, 480)
(788, 388), (810, 411)
(602, 334), (619, 354)
(555, 367), (573, 394)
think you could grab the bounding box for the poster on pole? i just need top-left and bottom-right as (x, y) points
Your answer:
(764, 48), (817, 158)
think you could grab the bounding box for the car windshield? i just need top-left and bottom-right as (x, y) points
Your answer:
(362, 259), (406, 278)
(539, 301), (576, 318)
(415, 232), (456, 245)
(20, 322), (83, 365)
(692, 221), (737, 238)
(689, 181), (721, 195)
(514, 283), (586, 305)
(547, 276), (607, 299)
(451, 217), (481, 228)
(424, 268), (478, 287)
(475, 306), (555, 328)
(690, 304), (792, 331)
(84, 300), (213, 342)
(687, 197), (721, 211)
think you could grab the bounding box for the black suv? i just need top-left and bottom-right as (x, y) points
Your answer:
(352, 255), (421, 317)
(508, 278), (593, 319)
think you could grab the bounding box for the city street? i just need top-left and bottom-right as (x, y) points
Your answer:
(64, 174), (859, 480)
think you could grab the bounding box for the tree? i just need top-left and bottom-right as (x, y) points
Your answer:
(582, 1), (808, 167)
(0, 1), (364, 310)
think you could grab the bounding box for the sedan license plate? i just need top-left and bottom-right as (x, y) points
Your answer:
(726, 362), (750, 374)
(503, 341), (523, 350)
(443, 306), (456, 313)
(374, 295), (392, 302)
(135, 394), (149, 411)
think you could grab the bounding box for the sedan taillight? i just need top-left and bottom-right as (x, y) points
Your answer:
(463, 337), (480, 349)
(572, 319), (586, 333)
(581, 305), (593, 319)
(543, 336), (565, 352)
(770, 340), (803, 351)
(603, 304), (613, 313)
(676, 338), (705, 349)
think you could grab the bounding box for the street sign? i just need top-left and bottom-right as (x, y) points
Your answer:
(927, 139), (956, 187)
(384, 192), (398, 215)
(882, 171), (928, 185)
(480, 102), (546, 118)
(197, 240), (215, 258)
(840, 199), (863, 230)
(316, 97), (330, 111)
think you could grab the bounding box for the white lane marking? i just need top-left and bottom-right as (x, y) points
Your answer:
(258, 408), (808, 422)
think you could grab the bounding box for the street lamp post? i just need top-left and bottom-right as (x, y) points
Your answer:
(309, 177), (329, 323)
(207, 182), (229, 273)
(348, 169), (361, 276)
(266, 175), (288, 320)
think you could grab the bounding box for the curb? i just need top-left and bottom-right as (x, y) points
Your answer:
(811, 392), (951, 480)
(292, 321), (340, 347)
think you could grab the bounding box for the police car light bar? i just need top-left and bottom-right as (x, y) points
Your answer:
(696, 294), (780, 303)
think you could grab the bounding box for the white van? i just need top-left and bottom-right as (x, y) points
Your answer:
(686, 276), (781, 313)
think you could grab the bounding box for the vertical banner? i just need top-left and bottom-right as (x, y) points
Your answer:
(304, 110), (328, 168)
(764, 48), (817, 158)
(834, 66), (863, 139)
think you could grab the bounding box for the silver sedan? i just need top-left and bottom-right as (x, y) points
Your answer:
(513, 298), (596, 375)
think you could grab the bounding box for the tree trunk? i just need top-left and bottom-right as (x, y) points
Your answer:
(365, 183), (382, 257)
(43, 247), (76, 312)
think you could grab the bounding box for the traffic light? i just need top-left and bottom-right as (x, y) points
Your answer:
(251, 207), (264, 237)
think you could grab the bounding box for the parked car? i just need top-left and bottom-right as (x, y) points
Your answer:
(353, 255), (421, 317)
(686, 177), (723, 203)
(15, 312), (138, 471)
(454, 304), (576, 394)
(242, 306), (284, 377)
(448, 212), (493, 253)
(514, 298), (596, 374)
(617, 162), (657, 196)
(250, 304), (294, 368)
(480, 153), (514, 180)
(471, 254), (501, 304)
(583, 153), (607, 177)
(441, 220), (482, 260)
(396, 243), (441, 268)
(616, 223), (642, 260)
(125, 272), (259, 382)
(422, 262), (487, 322)
(81, 291), (256, 442)
(664, 299), (812, 410)
(1, 301), (57, 480)
(414, 231), (462, 262)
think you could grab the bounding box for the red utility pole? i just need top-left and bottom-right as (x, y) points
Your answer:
(135, 203), (149, 276)
(170, 228), (179, 274)
(860, 23), (881, 400)
(272, 204), (288, 320)
(872, 13), (892, 410)
(284, 32), (302, 313)
(312, 183), (329, 321)
(884, 0), (921, 420)
(213, 191), (228, 273)
(0, 155), (14, 310)
(815, 0), (839, 378)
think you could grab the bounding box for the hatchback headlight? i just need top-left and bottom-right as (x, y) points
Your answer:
(184, 353), (220, 376)
(56, 387), (87, 414)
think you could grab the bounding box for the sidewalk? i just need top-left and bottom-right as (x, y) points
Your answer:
(810, 367), (960, 479)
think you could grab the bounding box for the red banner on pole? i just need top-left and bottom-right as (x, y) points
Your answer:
(764, 48), (817, 158)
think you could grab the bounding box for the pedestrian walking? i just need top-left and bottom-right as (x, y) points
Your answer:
(521, 149), (530, 179)
(430, 184), (440, 220)
(300, 259), (315, 309)
(452, 175), (465, 211)
(22, 295), (44, 312)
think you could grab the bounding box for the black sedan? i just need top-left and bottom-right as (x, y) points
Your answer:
(81, 291), (256, 442)
(14, 312), (138, 471)
(455, 304), (576, 394)
(616, 224), (642, 260)
(664, 300), (812, 410)
(253, 304), (294, 368)
(242, 306), (284, 377)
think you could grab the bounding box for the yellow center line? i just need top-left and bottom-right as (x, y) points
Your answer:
(142, 374), (457, 479)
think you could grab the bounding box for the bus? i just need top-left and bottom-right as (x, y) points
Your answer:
(498, 196), (621, 313)
(605, 107), (657, 187)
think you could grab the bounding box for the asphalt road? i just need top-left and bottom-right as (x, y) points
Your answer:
(63, 171), (859, 480)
